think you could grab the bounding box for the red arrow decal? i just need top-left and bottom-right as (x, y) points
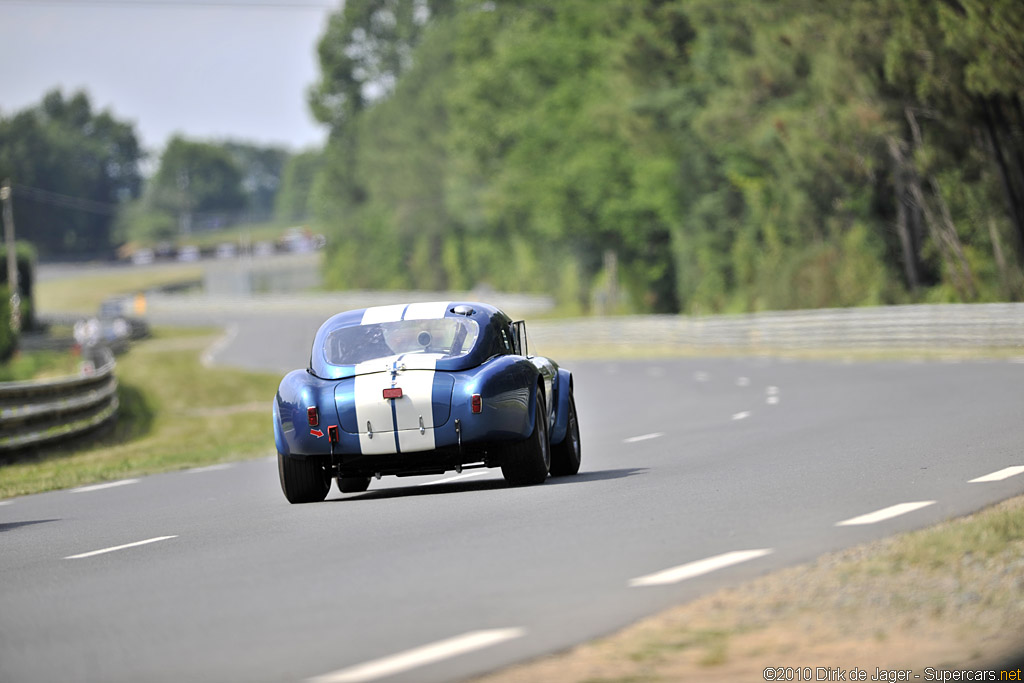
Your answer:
(310, 429), (324, 438)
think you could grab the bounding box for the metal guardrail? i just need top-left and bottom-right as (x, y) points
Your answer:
(529, 303), (1024, 351)
(0, 346), (119, 452)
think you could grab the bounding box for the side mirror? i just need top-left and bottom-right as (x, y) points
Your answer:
(511, 320), (528, 357)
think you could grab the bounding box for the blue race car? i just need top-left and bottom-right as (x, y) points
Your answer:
(273, 301), (581, 503)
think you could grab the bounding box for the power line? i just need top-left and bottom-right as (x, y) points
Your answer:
(12, 184), (120, 216)
(0, 0), (335, 9)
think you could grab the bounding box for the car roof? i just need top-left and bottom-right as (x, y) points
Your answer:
(308, 301), (511, 379)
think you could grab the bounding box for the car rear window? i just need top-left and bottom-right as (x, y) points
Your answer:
(323, 318), (480, 366)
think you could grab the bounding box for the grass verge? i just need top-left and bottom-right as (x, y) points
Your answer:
(35, 263), (203, 314)
(0, 326), (279, 498)
(473, 496), (1024, 682)
(0, 349), (82, 382)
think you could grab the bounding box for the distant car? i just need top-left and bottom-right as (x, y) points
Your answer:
(253, 241), (275, 257)
(273, 301), (582, 503)
(215, 243), (237, 259)
(177, 245), (200, 262)
(130, 248), (154, 265)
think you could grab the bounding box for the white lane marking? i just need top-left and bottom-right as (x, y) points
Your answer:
(201, 324), (239, 368)
(766, 386), (779, 396)
(732, 411), (751, 421)
(186, 463), (235, 474)
(835, 501), (936, 526)
(71, 479), (139, 493)
(307, 628), (526, 683)
(766, 396), (780, 405)
(645, 366), (663, 377)
(694, 371), (709, 382)
(1010, 357), (1024, 364)
(969, 466), (1024, 483)
(629, 549), (774, 587)
(623, 432), (664, 444)
(417, 471), (490, 487)
(0, 500), (12, 506)
(736, 376), (750, 387)
(64, 535), (178, 560)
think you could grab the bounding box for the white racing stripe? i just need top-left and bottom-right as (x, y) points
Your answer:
(307, 628), (526, 683)
(417, 471), (490, 487)
(835, 501), (935, 526)
(360, 304), (407, 325)
(629, 549), (773, 587)
(65, 535), (178, 560)
(71, 479), (139, 493)
(402, 301), (451, 320)
(969, 466), (1024, 483)
(623, 432), (664, 444)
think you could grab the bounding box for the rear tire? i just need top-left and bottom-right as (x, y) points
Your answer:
(550, 393), (581, 476)
(278, 453), (330, 504)
(501, 390), (550, 486)
(337, 476), (371, 493)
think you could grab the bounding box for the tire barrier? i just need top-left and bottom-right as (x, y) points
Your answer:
(0, 346), (118, 452)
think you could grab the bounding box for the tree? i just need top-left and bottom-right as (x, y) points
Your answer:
(147, 136), (245, 233)
(0, 90), (142, 259)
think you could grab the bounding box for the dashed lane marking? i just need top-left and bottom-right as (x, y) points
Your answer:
(629, 549), (774, 587)
(417, 471), (490, 486)
(64, 535), (178, 560)
(736, 376), (750, 387)
(71, 479), (139, 493)
(732, 411), (751, 421)
(694, 371), (709, 382)
(623, 432), (665, 444)
(0, 500), (12, 506)
(201, 324), (239, 368)
(969, 466), (1024, 483)
(186, 464), (236, 474)
(306, 628), (527, 683)
(766, 386), (779, 395)
(766, 396), (780, 405)
(835, 501), (936, 526)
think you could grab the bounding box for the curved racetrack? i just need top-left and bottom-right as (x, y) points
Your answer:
(2, 309), (1023, 682)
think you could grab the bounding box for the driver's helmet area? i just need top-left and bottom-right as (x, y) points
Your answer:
(324, 317), (481, 366)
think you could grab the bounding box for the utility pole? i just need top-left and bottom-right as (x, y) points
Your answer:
(1, 179), (20, 333)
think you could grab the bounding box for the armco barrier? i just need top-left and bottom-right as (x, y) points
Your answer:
(0, 346), (119, 452)
(528, 303), (1024, 351)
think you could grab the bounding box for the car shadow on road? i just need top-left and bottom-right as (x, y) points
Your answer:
(331, 467), (648, 502)
(544, 467), (648, 485)
(0, 519), (60, 533)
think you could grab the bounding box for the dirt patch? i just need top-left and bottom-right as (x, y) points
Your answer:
(474, 497), (1024, 682)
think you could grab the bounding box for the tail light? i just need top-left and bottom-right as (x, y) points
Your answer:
(471, 394), (482, 414)
(328, 425), (339, 444)
(307, 406), (319, 427)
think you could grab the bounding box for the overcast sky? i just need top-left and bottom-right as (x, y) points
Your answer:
(0, 0), (336, 154)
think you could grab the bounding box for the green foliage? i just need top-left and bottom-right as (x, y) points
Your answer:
(308, 0), (1024, 312)
(0, 90), (142, 259)
(149, 136), (246, 222)
(0, 241), (37, 330)
(275, 150), (324, 222)
(0, 285), (13, 362)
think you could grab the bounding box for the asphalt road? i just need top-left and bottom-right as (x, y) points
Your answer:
(2, 310), (1024, 682)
